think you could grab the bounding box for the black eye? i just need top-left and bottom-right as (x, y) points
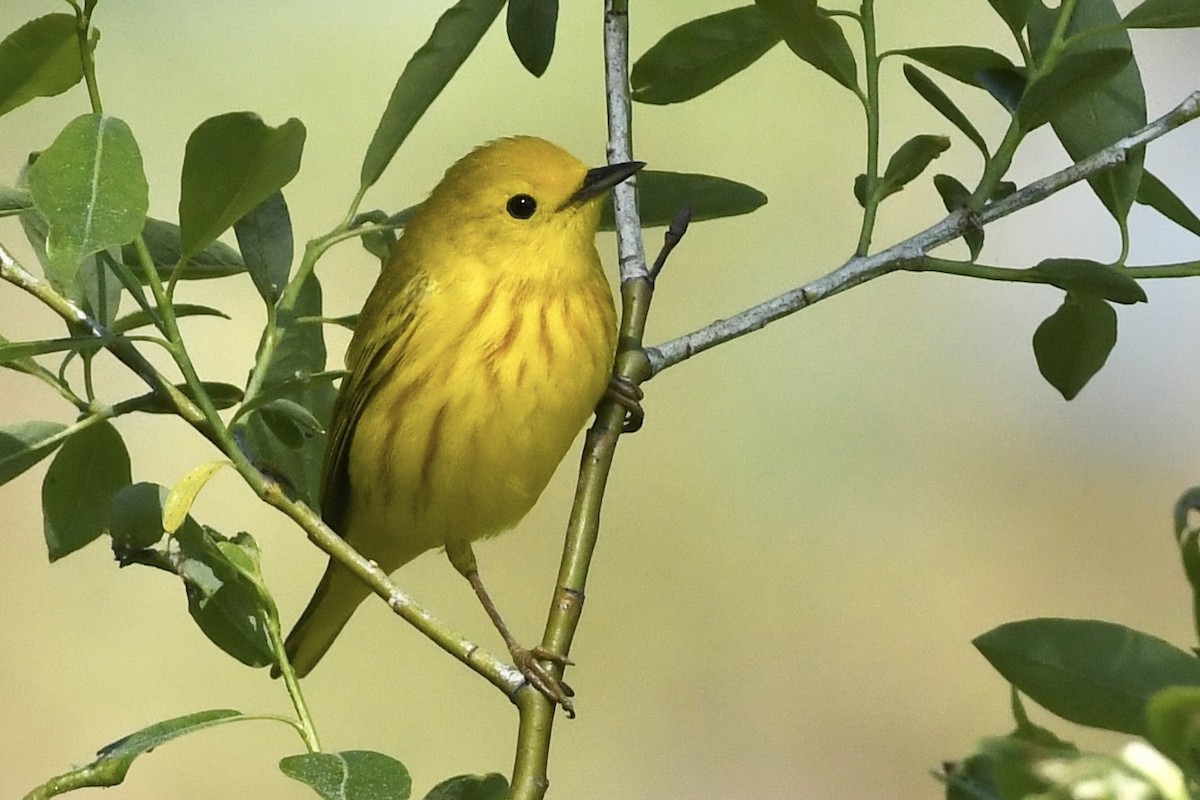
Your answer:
(506, 194), (537, 219)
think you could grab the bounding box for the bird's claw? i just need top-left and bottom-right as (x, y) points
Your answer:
(605, 375), (645, 433)
(512, 645), (577, 718)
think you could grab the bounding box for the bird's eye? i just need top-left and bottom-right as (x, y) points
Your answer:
(506, 194), (537, 220)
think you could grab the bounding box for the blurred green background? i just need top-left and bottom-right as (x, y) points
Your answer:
(3, 1), (1200, 798)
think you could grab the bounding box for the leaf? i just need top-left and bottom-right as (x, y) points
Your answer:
(1016, 47), (1132, 131)
(897, 46), (1021, 88)
(107, 482), (169, 552)
(424, 774), (509, 800)
(117, 382), (244, 415)
(976, 66), (1027, 112)
(0, 420), (68, 487)
(123, 217), (246, 282)
(933, 173), (983, 260)
(27, 114), (150, 290)
(233, 190), (293, 306)
(359, 0), (505, 192)
(178, 112), (305, 263)
(754, 0), (858, 92)
(877, 134), (951, 201)
(258, 398), (326, 449)
(1032, 293), (1117, 400)
(975, 618), (1200, 735)
(0, 183), (32, 214)
(280, 751), (413, 800)
(42, 420), (131, 561)
(162, 459), (230, 534)
(0, 14), (83, 117)
(903, 65), (989, 157)
(111, 303), (229, 334)
(1136, 171), (1200, 238)
(599, 169), (767, 230)
(631, 5), (781, 105)
(506, 0), (558, 77)
(1027, 258), (1147, 304)
(1146, 687), (1200, 782)
(175, 525), (274, 667)
(987, 0), (1036, 33)
(27, 710), (246, 794)
(1124, 0), (1200, 28)
(0, 334), (122, 363)
(1028, 0), (1147, 223)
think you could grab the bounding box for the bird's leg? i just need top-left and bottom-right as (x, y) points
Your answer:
(604, 374), (645, 433)
(444, 538), (577, 717)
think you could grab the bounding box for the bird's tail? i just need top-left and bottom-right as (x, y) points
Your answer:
(275, 561), (376, 679)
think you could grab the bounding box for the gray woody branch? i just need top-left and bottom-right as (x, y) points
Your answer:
(645, 89), (1200, 377)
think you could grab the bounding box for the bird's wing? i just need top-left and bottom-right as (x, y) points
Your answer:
(319, 273), (429, 534)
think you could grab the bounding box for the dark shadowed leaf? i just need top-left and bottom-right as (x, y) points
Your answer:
(631, 6), (780, 105)
(234, 190), (293, 306)
(111, 303), (229, 333)
(107, 482), (169, 552)
(27, 114), (149, 290)
(1027, 259), (1146, 304)
(755, 0), (858, 91)
(977, 66), (1027, 112)
(903, 66), (988, 157)
(598, 169), (767, 230)
(280, 751), (412, 800)
(0, 184), (32, 215)
(987, 0), (1036, 33)
(178, 112), (305, 263)
(975, 618), (1200, 736)
(115, 382), (244, 416)
(1136, 170), (1200, 238)
(42, 420), (131, 561)
(933, 173), (983, 260)
(506, 0), (558, 77)
(877, 135), (950, 201)
(359, 0), (505, 191)
(123, 217), (245, 282)
(0, 14), (83, 117)
(0, 420), (68, 487)
(1124, 0), (1200, 28)
(1032, 293), (1117, 400)
(425, 773), (509, 800)
(898, 46), (1020, 88)
(1016, 47), (1131, 131)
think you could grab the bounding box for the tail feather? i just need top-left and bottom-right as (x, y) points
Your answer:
(277, 562), (375, 678)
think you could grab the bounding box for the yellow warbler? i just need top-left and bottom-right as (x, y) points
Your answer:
(282, 136), (643, 705)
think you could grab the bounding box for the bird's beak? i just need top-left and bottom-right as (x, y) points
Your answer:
(567, 160), (645, 207)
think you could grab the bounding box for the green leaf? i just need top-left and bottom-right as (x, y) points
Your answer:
(178, 112), (305, 263)
(27, 710), (246, 794)
(111, 303), (229, 334)
(903, 65), (989, 157)
(599, 169), (767, 230)
(280, 751), (412, 800)
(987, 0), (1036, 33)
(424, 774), (509, 800)
(1027, 258), (1147, 304)
(175, 524), (274, 667)
(116, 382), (244, 415)
(0, 14), (83, 117)
(0, 334), (122, 363)
(0, 183), (32, 215)
(975, 618), (1200, 735)
(236, 278), (334, 508)
(359, 0), (505, 192)
(976, 66), (1027, 112)
(163, 459), (229, 534)
(631, 5), (781, 105)
(257, 398), (326, 449)
(754, 0), (858, 92)
(123, 217), (246, 282)
(1136, 171), (1200, 238)
(1124, 0), (1200, 28)
(506, 0), (557, 77)
(42, 420), (131, 561)
(1032, 294), (1117, 400)
(897, 46), (1021, 89)
(0, 420), (69, 487)
(1016, 47), (1132, 131)
(27, 114), (150, 290)
(933, 173), (983, 260)
(877, 134), (951, 201)
(107, 482), (169, 552)
(233, 190), (292, 306)
(1028, 0), (1146, 223)
(1146, 687), (1200, 782)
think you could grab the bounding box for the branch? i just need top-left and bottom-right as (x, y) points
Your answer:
(645, 90), (1200, 376)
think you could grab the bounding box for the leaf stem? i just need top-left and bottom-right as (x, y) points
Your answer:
(855, 0), (881, 256)
(69, 1), (103, 115)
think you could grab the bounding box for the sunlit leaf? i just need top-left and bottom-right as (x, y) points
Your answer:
(280, 751), (412, 800)
(1146, 687), (1200, 782)
(0, 14), (83, 117)
(162, 459), (230, 534)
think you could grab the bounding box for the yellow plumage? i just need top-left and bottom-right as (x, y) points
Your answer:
(284, 136), (641, 681)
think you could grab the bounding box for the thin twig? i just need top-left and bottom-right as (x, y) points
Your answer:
(645, 90), (1200, 377)
(649, 206), (693, 283)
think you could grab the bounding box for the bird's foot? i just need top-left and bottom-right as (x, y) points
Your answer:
(605, 374), (645, 433)
(511, 645), (577, 718)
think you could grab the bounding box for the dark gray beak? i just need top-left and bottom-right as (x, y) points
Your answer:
(567, 160), (645, 207)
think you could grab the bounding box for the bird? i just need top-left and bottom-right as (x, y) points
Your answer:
(280, 136), (644, 709)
